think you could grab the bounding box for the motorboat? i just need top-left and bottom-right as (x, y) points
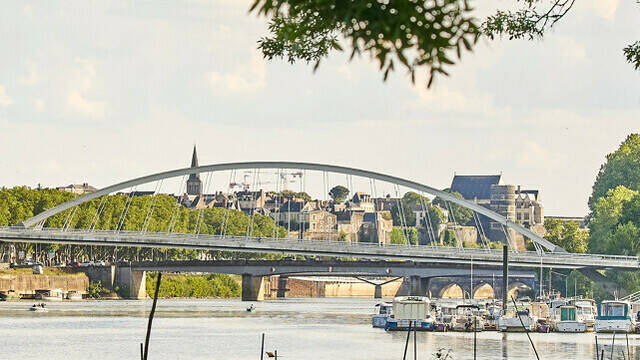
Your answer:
(246, 304), (255, 312)
(29, 303), (48, 312)
(66, 291), (83, 301)
(595, 300), (635, 333)
(384, 296), (435, 331)
(372, 302), (393, 328)
(0, 290), (20, 301)
(35, 289), (64, 302)
(451, 304), (484, 332)
(573, 299), (597, 331)
(552, 305), (586, 333)
(498, 303), (536, 332)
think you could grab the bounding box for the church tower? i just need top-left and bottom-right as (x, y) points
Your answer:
(186, 145), (203, 196)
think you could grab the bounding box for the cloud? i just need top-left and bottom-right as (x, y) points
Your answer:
(66, 58), (106, 118)
(208, 54), (266, 94)
(0, 86), (13, 107)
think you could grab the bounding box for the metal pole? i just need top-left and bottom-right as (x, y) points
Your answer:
(502, 246), (508, 312)
(626, 332), (630, 360)
(595, 336), (599, 360)
(413, 321), (417, 360)
(511, 296), (540, 360)
(473, 318), (477, 360)
(261, 333), (265, 360)
(611, 331), (616, 360)
(403, 321), (412, 360)
(143, 272), (162, 360)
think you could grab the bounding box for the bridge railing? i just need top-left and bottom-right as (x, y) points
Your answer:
(1, 226), (638, 269)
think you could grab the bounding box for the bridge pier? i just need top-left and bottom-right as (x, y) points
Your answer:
(242, 274), (265, 302)
(374, 284), (382, 299)
(276, 276), (289, 298)
(409, 275), (424, 296)
(114, 267), (147, 299)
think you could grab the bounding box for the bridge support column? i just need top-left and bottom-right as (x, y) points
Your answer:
(409, 275), (423, 296)
(115, 267), (147, 299)
(374, 284), (383, 299)
(277, 276), (289, 298)
(242, 274), (265, 302)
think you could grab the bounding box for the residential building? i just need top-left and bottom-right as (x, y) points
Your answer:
(56, 183), (97, 195)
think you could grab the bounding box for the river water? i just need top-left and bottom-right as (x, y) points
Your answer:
(0, 298), (636, 359)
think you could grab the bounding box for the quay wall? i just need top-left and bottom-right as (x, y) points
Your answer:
(0, 274), (89, 295)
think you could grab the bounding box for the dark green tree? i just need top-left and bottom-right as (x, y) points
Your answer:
(328, 185), (350, 203)
(432, 190), (473, 225)
(543, 218), (588, 253)
(251, 1), (640, 87)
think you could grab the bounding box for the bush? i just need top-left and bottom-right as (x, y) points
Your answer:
(146, 273), (240, 298)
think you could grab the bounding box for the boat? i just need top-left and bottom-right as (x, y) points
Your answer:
(552, 305), (586, 333)
(29, 303), (48, 312)
(0, 290), (21, 301)
(384, 296), (436, 331)
(35, 289), (64, 302)
(372, 302), (393, 328)
(595, 300), (635, 333)
(246, 304), (255, 312)
(498, 303), (537, 332)
(573, 299), (597, 331)
(451, 304), (485, 332)
(66, 291), (83, 301)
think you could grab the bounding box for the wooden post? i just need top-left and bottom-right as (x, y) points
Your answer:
(595, 336), (599, 360)
(260, 333), (265, 360)
(502, 246), (508, 312)
(403, 321), (412, 360)
(413, 321), (417, 360)
(611, 331), (616, 360)
(143, 272), (162, 360)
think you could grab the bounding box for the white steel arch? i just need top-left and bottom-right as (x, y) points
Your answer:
(17, 161), (563, 252)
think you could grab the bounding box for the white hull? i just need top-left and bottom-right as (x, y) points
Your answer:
(555, 321), (586, 333)
(594, 319), (634, 333)
(498, 316), (535, 332)
(372, 315), (389, 328)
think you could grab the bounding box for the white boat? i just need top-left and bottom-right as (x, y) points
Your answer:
(451, 304), (485, 332)
(372, 302), (393, 328)
(29, 303), (48, 312)
(498, 304), (536, 332)
(35, 289), (64, 302)
(573, 299), (597, 331)
(66, 291), (83, 301)
(384, 296), (435, 331)
(595, 300), (635, 333)
(552, 305), (586, 333)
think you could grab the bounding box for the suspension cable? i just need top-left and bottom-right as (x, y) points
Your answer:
(167, 176), (187, 233)
(141, 180), (163, 233)
(116, 186), (137, 232)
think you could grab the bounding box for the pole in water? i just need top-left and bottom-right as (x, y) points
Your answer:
(502, 245), (509, 314)
(140, 343), (143, 360)
(413, 320), (417, 360)
(473, 318), (477, 360)
(511, 296), (540, 360)
(261, 333), (265, 360)
(143, 272), (163, 360)
(611, 331), (616, 360)
(625, 332), (630, 360)
(403, 320), (412, 360)
(595, 336), (599, 360)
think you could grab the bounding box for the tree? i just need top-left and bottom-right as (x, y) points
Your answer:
(543, 218), (588, 253)
(251, 1), (640, 87)
(588, 185), (638, 254)
(589, 134), (640, 210)
(328, 185), (350, 203)
(432, 190), (473, 225)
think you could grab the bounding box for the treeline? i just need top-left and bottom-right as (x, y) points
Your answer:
(146, 273), (240, 298)
(0, 187), (287, 263)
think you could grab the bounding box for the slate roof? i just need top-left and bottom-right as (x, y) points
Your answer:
(450, 175), (502, 200)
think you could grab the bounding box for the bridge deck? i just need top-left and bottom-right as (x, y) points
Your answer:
(0, 227), (637, 270)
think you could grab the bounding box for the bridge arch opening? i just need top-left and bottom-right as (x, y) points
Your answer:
(472, 283), (494, 299)
(508, 282), (534, 299)
(439, 283), (464, 299)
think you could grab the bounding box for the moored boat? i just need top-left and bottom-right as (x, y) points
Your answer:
(553, 305), (586, 333)
(451, 304), (484, 332)
(0, 290), (21, 301)
(595, 300), (635, 333)
(498, 303), (537, 332)
(35, 289), (64, 302)
(372, 302), (393, 328)
(573, 299), (597, 331)
(66, 291), (83, 301)
(384, 296), (435, 331)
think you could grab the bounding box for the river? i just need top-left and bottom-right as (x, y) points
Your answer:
(0, 298), (634, 359)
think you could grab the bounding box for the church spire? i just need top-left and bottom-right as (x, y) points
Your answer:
(186, 145), (202, 195)
(190, 145), (199, 168)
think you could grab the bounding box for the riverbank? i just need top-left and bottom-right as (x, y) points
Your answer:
(145, 273), (241, 298)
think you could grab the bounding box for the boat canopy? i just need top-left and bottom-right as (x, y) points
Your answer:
(597, 301), (630, 320)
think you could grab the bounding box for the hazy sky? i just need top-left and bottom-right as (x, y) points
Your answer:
(0, 0), (638, 216)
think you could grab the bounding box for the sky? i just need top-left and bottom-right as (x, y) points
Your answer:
(0, 0), (638, 217)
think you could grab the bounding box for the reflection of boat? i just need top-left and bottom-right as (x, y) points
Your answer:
(35, 289), (64, 302)
(384, 297), (435, 331)
(29, 303), (48, 312)
(552, 305), (586, 333)
(0, 290), (20, 301)
(372, 302), (393, 328)
(595, 300), (635, 333)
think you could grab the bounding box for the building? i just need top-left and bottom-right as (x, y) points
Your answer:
(56, 183), (97, 195)
(186, 145), (203, 197)
(449, 174), (544, 249)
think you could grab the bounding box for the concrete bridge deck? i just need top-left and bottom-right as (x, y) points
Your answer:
(1, 227), (638, 270)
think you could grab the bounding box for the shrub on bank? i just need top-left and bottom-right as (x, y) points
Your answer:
(145, 273), (240, 298)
